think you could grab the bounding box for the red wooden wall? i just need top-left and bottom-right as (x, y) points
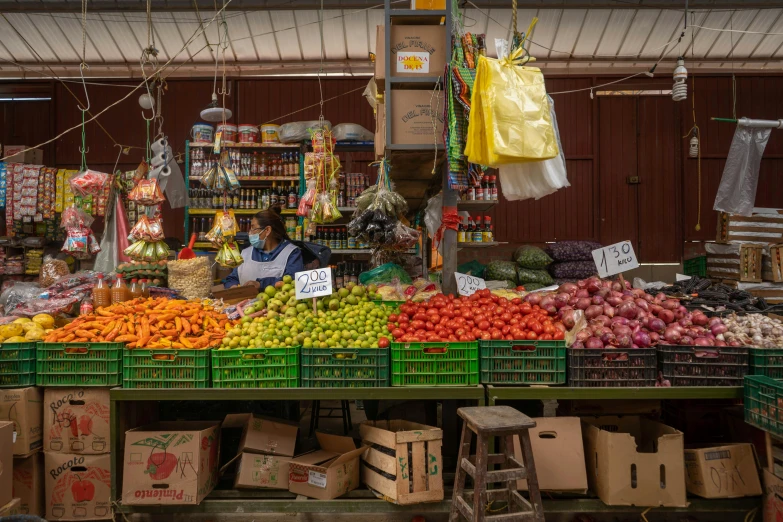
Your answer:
(1, 75), (782, 261)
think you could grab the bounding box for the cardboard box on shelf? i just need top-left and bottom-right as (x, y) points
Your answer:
(763, 468), (783, 522)
(122, 421), (220, 506)
(3, 145), (43, 164)
(0, 387), (43, 456)
(0, 421), (14, 508)
(0, 498), (21, 517)
(360, 420), (444, 505)
(44, 388), (110, 455)
(514, 417), (587, 494)
(288, 432), (367, 500)
(44, 452), (111, 521)
(375, 25), (447, 84)
(13, 451), (44, 516)
(220, 414), (298, 490)
(685, 443), (762, 499)
(582, 416), (687, 507)
(390, 89), (445, 146)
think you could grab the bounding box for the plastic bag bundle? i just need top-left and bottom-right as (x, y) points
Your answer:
(168, 256), (212, 300)
(278, 120), (331, 143)
(60, 206), (100, 259)
(216, 241), (243, 268)
(206, 210), (240, 248)
(465, 47), (558, 167)
(713, 124), (772, 217)
(359, 263), (413, 286)
(124, 239), (170, 262)
(127, 215), (165, 242)
(332, 123), (373, 142)
(39, 256), (70, 287)
(304, 128), (342, 224)
(200, 152), (240, 191)
(69, 169), (110, 196)
(128, 178), (165, 207)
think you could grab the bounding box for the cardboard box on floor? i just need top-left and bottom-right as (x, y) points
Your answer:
(0, 421), (14, 508)
(374, 25), (447, 85)
(122, 421), (220, 505)
(13, 451), (44, 516)
(763, 468), (783, 522)
(685, 443), (762, 499)
(514, 417), (587, 494)
(288, 432), (367, 500)
(44, 452), (111, 521)
(44, 388), (110, 455)
(1, 387), (43, 456)
(582, 416), (687, 507)
(220, 414), (298, 490)
(0, 498), (21, 517)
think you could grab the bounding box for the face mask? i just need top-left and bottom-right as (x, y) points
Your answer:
(249, 230), (266, 250)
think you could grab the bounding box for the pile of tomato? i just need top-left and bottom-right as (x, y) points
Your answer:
(388, 289), (566, 343)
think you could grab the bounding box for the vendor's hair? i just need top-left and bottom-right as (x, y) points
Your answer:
(253, 208), (290, 241)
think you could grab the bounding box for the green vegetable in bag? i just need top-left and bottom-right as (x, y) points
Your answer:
(513, 245), (552, 269)
(485, 261), (518, 284)
(457, 260), (485, 278)
(522, 283), (546, 291)
(359, 263), (413, 286)
(516, 267), (553, 286)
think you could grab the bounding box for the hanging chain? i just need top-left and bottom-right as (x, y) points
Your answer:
(80, 111), (87, 171)
(81, 0), (87, 66)
(317, 0), (325, 123)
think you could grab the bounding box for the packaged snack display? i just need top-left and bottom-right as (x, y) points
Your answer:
(124, 239), (170, 262)
(216, 241), (243, 267)
(299, 129), (342, 224)
(128, 178), (165, 206)
(69, 169), (110, 197)
(127, 215), (165, 242)
(59, 206), (100, 259)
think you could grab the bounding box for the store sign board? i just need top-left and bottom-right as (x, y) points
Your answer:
(455, 272), (486, 296)
(295, 268), (333, 300)
(592, 240), (639, 278)
(396, 52), (430, 73)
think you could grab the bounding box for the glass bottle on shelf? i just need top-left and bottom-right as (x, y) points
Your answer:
(482, 175), (491, 201)
(483, 216), (493, 242)
(472, 216), (484, 243)
(457, 216), (466, 243)
(232, 190), (240, 209)
(261, 188), (270, 209)
(294, 152), (300, 176)
(335, 263), (344, 288)
(341, 227), (348, 249)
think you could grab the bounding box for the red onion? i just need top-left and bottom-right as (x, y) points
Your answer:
(658, 309), (675, 324)
(603, 304), (615, 318)
(633, 330), (651, 348)
(600, 332), (617, 346)
(585, 305), (603, 320)
(558, 282), (578, 295)
(679, 316), (692, 327)
(679, 336), (694, 346)
(662, 299), (679, 310)
(592, 315), (611, 327)
(650, 304), (663, 316)
(632, 288), (645, 298)
(587, 280), (601, 294)
(571, 340), (585, 349)
(606, 296), (623, 307)
(554, 293), (571, 308)
(655, 292), (667, 302)
(561, 309), (577, 330)
(597, 288), (611, 299)
(540, 296), (557, 314)
(693, 337), (714, 347)
(692, 313), (709, 326)
(649, 332), (661, 344)
(675, 305), (688, 320)
(710, 323), (728, 336)
(576, 330), (592, 343)
(613, 324), (632, 338)
(643, 293), (654, 303)
(729, 340), (743, 347)
(585, 337), (603, 349)
(524, 293), (542, 306)
(617, 301), (638, 319)
(575, 289), (590, 299)
(592, 295), (605, 306)
(611, 316), (629, 326)
(611, 281), (623, 292)
(664, 326), (682, 343)
(621, 294), (635, 302)
(634, 298), (649, 312)
(616, 334), (632, 348)
(569, 297), (580, 307)
(576, 298), (592, 310)
(648, 318), (666, 333)
(714, 340), (727, 347)
(709, 317), (723, 327)
(577, 279), (588, 289)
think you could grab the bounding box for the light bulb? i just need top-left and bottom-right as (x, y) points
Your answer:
(672, 57), (688, 102)
(139, 93), (155, 110)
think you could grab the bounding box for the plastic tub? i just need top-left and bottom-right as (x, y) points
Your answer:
(190, 123), (214, 143)
(217, 123), (238, 143)
(238, 124), (260, 143)
(261, 124), (280, 144)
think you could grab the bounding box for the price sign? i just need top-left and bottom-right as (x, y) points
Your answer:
(592, 240), (639, 278)
(455, 272), (486, 296)
(295, 268), (333, 300)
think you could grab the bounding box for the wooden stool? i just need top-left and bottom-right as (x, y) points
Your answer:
(450, 406), (544, 522)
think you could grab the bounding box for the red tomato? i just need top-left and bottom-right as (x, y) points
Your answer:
(505, 334), (514, 340)
(526, 331), (538, 340)
(392, 329), (405, 339)
(509, 305), (519, 314)
(413, 313), (427, 322)
(481, 332), (491, 340)
(378, 337), (390, 348)
(492, 320), (505, 330)
(388, 314), (398, 322)
(411, 320), (425, 331)
(500, 312), (512, 322)
(455, 328), (466, 337)
(478, 320), (490, 330)
(539, 333), (553, 341)
(511, 298), (521, 305)
(509, 317), (520, 325)
(491, 330), (502, 340)
(448, 335), (458, 342)
(529, 321), (543, 335)
(439, 316), (449, 325)
(425, 321), (435, 331)
(387, 323), (395, 331)
(398, 313), (410, 323)
(501, 325), (511, 335)
(553, 330), (565, 340)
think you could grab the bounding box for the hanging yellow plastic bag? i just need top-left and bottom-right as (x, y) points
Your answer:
(465, 47), (558, 166)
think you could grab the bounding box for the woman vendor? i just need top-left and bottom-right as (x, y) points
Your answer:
(223, 209), (304, 289)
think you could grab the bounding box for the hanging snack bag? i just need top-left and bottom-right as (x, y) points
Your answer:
(128, 178), (165, 206)
(69, 169), (111, 196)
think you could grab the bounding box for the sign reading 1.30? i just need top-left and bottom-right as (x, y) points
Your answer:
(294, 268), (333, 300)
(592, 240), (639, 278)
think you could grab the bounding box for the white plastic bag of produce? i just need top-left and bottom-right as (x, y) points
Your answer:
(332, 123), (373, 142)
(713, 125), (772, 217)
(498, 96), (569, 201)
(278, 120), (332, 143)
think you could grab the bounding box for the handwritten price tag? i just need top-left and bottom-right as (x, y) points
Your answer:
(295, 268), (333, 300)
(592, 240), (639, 278)
(455, 272), (486, 296)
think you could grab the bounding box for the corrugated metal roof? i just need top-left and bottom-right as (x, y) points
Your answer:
(0, 6), (781, 78)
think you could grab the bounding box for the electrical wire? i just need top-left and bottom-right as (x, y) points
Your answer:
(690, 23), (783, 37)
(0, 0), (235, 162)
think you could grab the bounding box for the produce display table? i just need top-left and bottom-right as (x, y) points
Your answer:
(485, 385), (743, 404)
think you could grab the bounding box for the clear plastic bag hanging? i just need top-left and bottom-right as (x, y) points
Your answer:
(713, 125), (772, 217)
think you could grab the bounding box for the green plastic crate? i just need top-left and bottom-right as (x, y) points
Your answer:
(750, 348), (783, 380)
(212, 346), (299, 388)
(391, 342), (478, 387)
(479, 340), (566, 385)
(123, 350), (210, 388)
(683, 256), (707, 277)
(301, 347), (389, 388)
(744, 375), (783, 437)
(36, 342), (123, 386)
(0, 342), (36, 388)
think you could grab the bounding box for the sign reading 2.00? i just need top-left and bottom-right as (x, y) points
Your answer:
(295, 268), (333, 300)
(455, 272), (486, 296)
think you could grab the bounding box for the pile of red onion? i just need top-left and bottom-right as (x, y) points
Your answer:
(524, 276), (731, 349)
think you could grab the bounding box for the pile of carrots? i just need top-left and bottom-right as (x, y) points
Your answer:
(43, 297), (231, 349)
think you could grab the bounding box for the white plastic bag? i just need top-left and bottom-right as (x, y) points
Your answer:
(332, 123), (373, 142)
(713, 125), (772, 217)
(278, 120), (332, 143)
(424, 192), (470, 253)
(498, 96), (569, 201)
